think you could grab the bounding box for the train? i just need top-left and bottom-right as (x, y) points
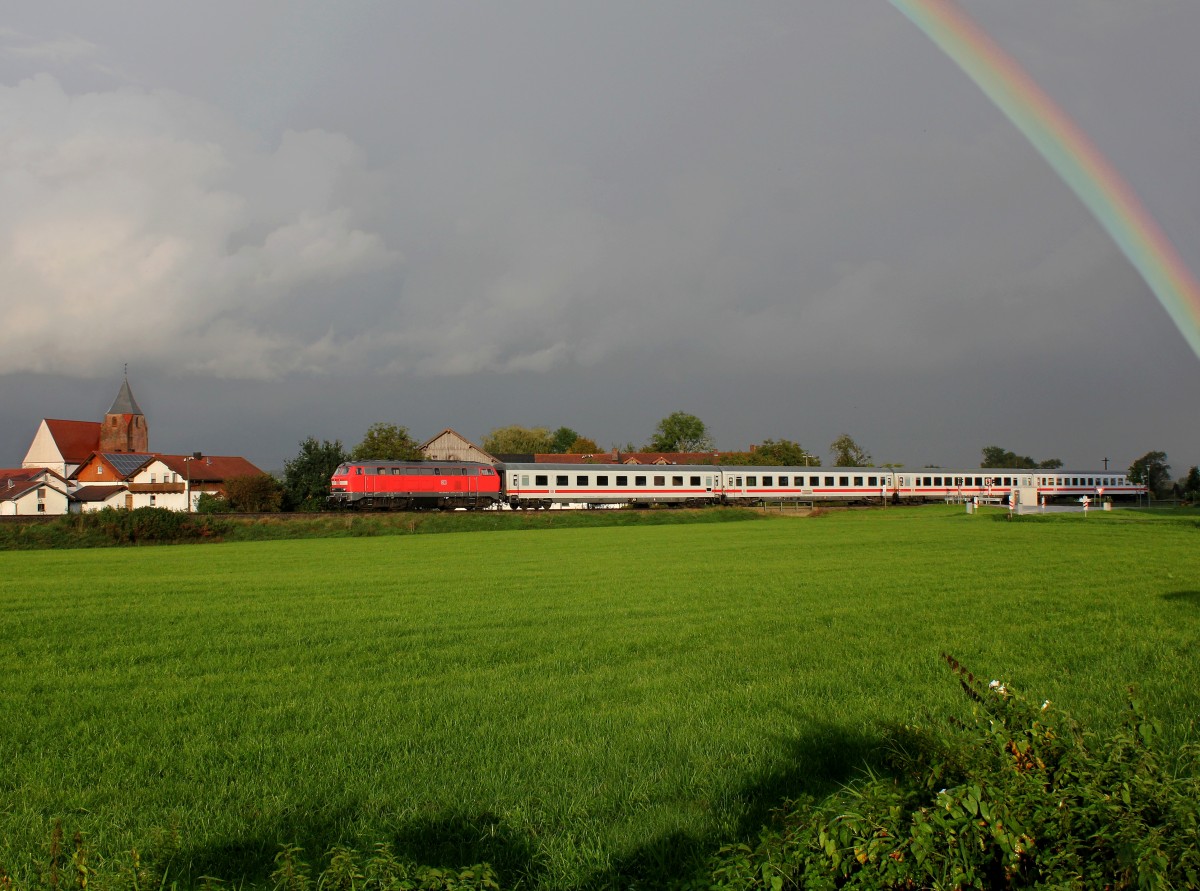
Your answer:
(328, 460), (1144, 510)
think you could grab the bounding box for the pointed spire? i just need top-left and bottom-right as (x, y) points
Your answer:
(106, 375), (143, 416)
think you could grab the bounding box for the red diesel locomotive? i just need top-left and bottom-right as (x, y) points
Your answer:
(329, 461), (502, 509)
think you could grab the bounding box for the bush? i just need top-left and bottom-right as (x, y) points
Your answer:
(699, 654), (1200, 890)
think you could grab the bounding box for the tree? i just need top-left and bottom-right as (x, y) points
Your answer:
(1181, 466), (1200, 502)
(980, 446), (1061, 469)
(549, 427), (580, 454)
(830, 434), (871, 467)
(647, 412), (713, 453)
(566, 436), (600, 455)
(752, 439), (814, 466)
(1127, 451), (1170, 499)
(283, 437), (348, 511)
(482, 425), (554, 455)
(224, 473), (284, 512)
(350, 423), (422, 461)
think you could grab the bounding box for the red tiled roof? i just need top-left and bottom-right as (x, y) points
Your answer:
(43, 419), (101, 462)
(156, 454), (265, 481)
(71, 485), (128, 502)
(532, 451), (723, 465)
(0, 468), (40, 484)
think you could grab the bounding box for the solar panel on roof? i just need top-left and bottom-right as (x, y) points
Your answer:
(104, 453), (151, 477)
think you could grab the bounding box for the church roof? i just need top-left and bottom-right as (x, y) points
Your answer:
(106, 377), (143, 416)
(42, 419), (102, 462)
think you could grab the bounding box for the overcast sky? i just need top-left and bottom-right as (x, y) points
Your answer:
(3, 1), (1198, 473)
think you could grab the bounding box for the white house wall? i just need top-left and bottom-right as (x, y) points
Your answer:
(21, 421), (69, 476)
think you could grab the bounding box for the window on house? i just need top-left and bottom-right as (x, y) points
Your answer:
(149, 495), (156, 506)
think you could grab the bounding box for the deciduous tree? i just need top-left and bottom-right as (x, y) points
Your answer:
(224, 473), (283, 512)
(830, 434), (871, 467)
(550, 427), (580, 454)
(482, 425), (554, 455)
(350, 423), (422, 461)
(752, 439), (814, 466)
(566, 436), (600, 455)
(283, 437), (348, 511)
(980, 446), (1062, 469)
(1128, 451), (1171, 498)
(648, 412), (712, 453)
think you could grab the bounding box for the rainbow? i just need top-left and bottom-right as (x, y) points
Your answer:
(892, 0), (1200, 361)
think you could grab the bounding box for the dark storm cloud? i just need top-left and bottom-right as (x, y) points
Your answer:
(1, 1), (1197, 472)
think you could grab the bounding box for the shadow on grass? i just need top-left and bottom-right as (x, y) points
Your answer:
(578, 718), (886, 890)
(179, 802), (361, 886)
(175, 723), (887, 889)
(1162, 590), (1200, 608)
(177, 806), (541, 890)
(386, 811), (542, 887)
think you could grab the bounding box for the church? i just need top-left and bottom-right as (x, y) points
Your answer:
(5, 376), (263, 515)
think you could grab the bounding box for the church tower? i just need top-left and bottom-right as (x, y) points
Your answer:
(99, 375), (148, 453)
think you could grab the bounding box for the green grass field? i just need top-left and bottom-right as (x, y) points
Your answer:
(2, 507), (1197, 888)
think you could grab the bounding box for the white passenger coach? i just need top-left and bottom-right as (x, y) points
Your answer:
(500, 463), (1143, 509)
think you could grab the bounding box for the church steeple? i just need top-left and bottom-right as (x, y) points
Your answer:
(99, 373), (148, 453)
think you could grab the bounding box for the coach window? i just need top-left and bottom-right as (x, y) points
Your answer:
(824, 476), (834, 486)
(921, 477), (930, 486)
(854, 476), (863, 486)
(556, 475), (568, 486)
(747, 476), (757, 486)
(705, 476), (713, 488)
(867, 476), (876, 487)
(811, 476), (820, 486)
(690, 475), (701, 486)
(521, 474), (530, 486)
(636, 476), (647, 486)
(617, 476), (628, 486)
(577, 475), (588, 486)
(933, 477), (942, 486)
(655, 475), (666, 486)
(670, 475), (682, 486)
(511, 474), (519, 488)
(762, 476), (772, 486)
(597, 476), (609, 486)
(535, 475), (548, 486)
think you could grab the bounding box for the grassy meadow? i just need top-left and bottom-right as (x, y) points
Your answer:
(1, 506), (1198, 888)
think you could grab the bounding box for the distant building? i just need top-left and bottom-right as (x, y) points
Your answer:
(19, 375), (262, 514)
(0, 468), (70, 516)
(420, 428), (496, 464)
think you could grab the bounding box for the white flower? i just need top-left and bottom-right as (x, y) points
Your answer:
(1042, 700), (1051, 711)
(989, 679), (1000, 689)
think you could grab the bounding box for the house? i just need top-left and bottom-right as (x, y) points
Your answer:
(22, 419), (102, 478)
(71, 452), (264, 511)
(18, 375), (263, 514)
(420, 429), (496, 464)
(0, 468), (70, 516)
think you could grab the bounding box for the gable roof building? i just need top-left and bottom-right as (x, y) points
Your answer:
(22, 419), (102, 477)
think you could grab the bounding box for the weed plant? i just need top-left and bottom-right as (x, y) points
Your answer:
(2, 507), (1198, 888)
